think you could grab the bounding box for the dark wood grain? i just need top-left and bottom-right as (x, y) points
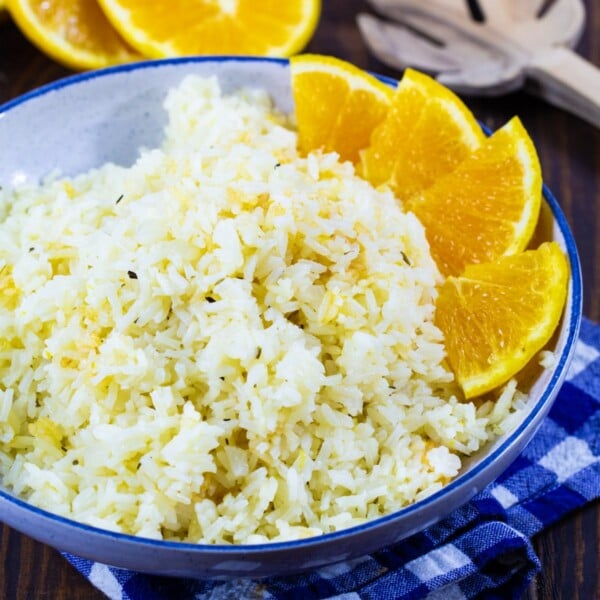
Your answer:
(0, 1), (598, 598)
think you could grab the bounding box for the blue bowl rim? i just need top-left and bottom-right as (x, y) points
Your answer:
(0, 55), (583, 554)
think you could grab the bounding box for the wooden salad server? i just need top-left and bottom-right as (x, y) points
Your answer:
(358, 0), (600, 128)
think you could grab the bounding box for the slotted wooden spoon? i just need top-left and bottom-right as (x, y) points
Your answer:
(358, 0), (600, 127)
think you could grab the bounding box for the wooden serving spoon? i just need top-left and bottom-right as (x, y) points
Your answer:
(358, 0), (600, 127)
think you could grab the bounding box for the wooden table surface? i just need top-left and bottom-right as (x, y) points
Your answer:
(0, 1), (598, 598)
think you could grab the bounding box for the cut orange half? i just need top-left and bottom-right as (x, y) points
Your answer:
(290, 54), (394, 164)
(7, 0), (139, 70)
(97, 0), (321, 59)
(361, 68), (485, 197)
(435, 242), (569, 399)
(406, 117), (542, 277)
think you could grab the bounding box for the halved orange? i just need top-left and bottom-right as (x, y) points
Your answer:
(97, 0), (321, 59)
(406, 117), (542, 277)
(435, 242), (569, 398)
(361, 68), (485, 196)
(290, 54), (394, 163)
(7, 0), (139, 70)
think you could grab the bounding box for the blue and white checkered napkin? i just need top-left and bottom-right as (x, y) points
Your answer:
(65, 317), (600, 600)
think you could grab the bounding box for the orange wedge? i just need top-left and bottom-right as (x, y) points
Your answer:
(361, 68), (485, 197)
(97, 0), (320, 59)
(435, 242), (569, 398)
(7, 0), (139, 70)
(406, 117), (542, 277)
(290, 54), (394, 163)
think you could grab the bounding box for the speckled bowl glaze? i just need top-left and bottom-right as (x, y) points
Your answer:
(0, 57), (583, 579)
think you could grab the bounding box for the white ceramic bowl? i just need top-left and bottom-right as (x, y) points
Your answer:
(0, 57), (582, 579)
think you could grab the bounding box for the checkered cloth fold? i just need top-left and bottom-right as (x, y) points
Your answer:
(65, 317), (600, 600)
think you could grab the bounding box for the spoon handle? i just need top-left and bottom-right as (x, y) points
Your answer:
(526, 47), (600, 129)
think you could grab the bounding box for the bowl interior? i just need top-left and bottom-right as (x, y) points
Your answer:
(0, 58), (293, 185)
(0, 57), (583, 577)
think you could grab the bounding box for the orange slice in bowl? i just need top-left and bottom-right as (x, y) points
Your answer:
(97, 0), (321, 59)
(290, 54), (394, 164)
(406, 117), (542, 277)
(361, 68), (485, 196)
(435, 242), (569, 398)
(7, 0), (139, 70)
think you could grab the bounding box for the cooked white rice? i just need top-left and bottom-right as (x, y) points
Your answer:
(0, 76), (527, 543)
